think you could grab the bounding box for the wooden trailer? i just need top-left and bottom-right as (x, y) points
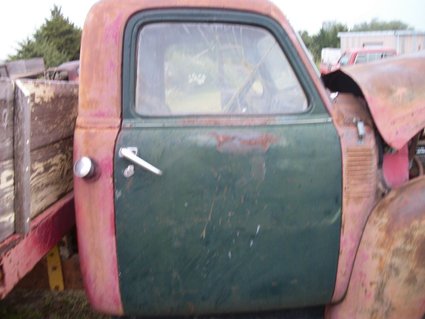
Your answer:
(0, 77), (77, 298)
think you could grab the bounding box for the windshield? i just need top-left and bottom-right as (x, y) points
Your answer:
(338, 53), (350, 66)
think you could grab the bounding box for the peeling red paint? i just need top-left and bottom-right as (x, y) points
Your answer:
(182, 117), (276, 127)
(104, 14), (124, 46)
(383, 144), (409, 188)
(211, 132), (278, 153)
(74, 128), (122, 315)
(0, 193), (75, 299)
(327, 93), (379, 302)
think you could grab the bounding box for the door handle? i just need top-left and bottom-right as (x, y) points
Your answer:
(119, 147), (163, 176)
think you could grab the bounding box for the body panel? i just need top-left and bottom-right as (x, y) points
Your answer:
(78, 0), (333, 120)
(326, 93), (379, 302)
(323, 51), (425, 150)
(73, 127), (123, 315)
(114, 8), (342, 315)
(115, 123), (342, 315)
(326, 176), (425, 319)
(74, 0), (330, 314)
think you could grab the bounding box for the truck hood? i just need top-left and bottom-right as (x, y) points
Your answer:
(322, 51), (425, 150)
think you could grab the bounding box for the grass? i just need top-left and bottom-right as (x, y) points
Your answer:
(0, 289), (110, 319)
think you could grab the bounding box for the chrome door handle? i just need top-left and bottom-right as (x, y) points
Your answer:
(119, 147), (163, 176)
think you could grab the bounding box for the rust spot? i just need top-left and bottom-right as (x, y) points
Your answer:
(405, 270), (418, 286)
(385, 177), (425, 234)
(210, 132), (278, 154)
(403, 231), (414, 244)
(182, 117), (275, 127)
(373, 279), (394, 318)
(333, 94), (373, 127)
(415, 237), (425, 270)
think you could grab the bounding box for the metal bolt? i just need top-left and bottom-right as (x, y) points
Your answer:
(123, 165), (135, 178)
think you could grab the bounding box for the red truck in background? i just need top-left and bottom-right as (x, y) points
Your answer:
(321, 48), (397, 74)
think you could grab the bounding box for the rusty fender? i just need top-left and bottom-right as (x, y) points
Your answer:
(326, 176), (425, 319)
(323, 51), (425, 151)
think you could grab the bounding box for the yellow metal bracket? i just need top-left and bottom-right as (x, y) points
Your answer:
(46, 245), (64, 291)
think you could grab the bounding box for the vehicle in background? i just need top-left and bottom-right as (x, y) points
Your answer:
(339, 48), (396, 65)
(319, 47), (341, 74)
(322, 48), (397, 74)
(46, 60), (80, 82)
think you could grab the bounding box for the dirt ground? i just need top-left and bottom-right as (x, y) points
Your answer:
(0, 253), (110, 319)
(0, 289), (110, 319)
(0, 254), (324, 319)
(0, 287), (325, 319)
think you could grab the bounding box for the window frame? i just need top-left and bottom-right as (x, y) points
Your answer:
(135, 22), (308, 116)
(122, 9), (328, 122)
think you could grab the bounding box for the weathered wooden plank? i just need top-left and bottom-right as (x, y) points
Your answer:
(0, 137), (74, 239)
(20, 80), (78, 151)
(13, 80), (32, 234)
(0, 159), (15, 242)
(5, 58), (44, 80)
(0, 79), (14, 161)
(30, 137), (74, 218)
(0, 136), (74, 226)
(13, 80), (31, 234)
(1, 79), (78, 239)
(0, 79), (15, 241)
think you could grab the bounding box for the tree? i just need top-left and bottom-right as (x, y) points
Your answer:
(298, 18), (412, 63)
(299, 30), (314, 50)
(302, 22), (348, 63)
(352, 18), (411, 32)
(9, 5), (81, 67)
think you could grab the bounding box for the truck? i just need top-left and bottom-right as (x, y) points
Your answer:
(1, 0), (425, 318)
(322, 48), (397, 74)
(319, 48), (341, 74)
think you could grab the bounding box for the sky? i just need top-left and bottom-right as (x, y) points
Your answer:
(0, 0), (424, 61)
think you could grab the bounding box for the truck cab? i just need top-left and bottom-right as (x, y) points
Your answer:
(73, 1), (425, 318)
(329, 48), (397, 72)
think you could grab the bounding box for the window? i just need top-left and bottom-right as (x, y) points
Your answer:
(338, 53), (351, 66)
(135, 23), (307, 116)
(383, 51), (396, 58)
(354, 54), (367, 64)
(354, 51), (397, 64)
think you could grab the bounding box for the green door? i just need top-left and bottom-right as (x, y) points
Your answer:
(115, 11), (342, 316)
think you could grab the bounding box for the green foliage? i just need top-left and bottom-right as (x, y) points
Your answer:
(299, 22), (348, 62)
(8, 5), (81, 67)
(299, 30), (314, 50)
(299, 18), (411, 63)
(352, 18), (411, 31)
